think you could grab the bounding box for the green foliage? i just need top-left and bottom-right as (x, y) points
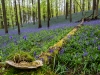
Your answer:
(55, 25), (100, 74)
(94, 30), (100, 37)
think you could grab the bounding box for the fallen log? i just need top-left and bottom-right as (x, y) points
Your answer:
(38, 19), (84, 64)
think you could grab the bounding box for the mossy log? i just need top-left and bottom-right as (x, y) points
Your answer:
(38, 19), (84, 64)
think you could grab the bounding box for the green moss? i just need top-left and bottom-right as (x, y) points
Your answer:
(7, 51), (34, 63)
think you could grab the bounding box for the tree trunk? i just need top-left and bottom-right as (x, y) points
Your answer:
(1, 0), (8, 33)
(74, 0), (76, 13)
(64, 0), (66, 15)
(32, 0), (35, 24)
(11, 2), (14, 29)
(0, 8), (4, 29)
(92, 0), (96, 18)
(18, 0), (23, 27)
(50, 0), (53, 18)
(88, 0), (90, 10)
(65, 0), (68, 19)
(95, 0), (99, 19)
(38, 0), (42, 28)
(82, 0), (85, 11)
(70, 0), (72, 22)
(56, 0), (58, 18)
(47, 0), (50, 28)
(14, 0), (20, 35)
(42, 0), (46, 22)
(22, 0), (26, 24)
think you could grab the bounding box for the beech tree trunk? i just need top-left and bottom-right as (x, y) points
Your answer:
(1, 0), (8, 33)
(70, 0), (72, 22)
(38, 0), (42, 28)
(18, 0), (23, 27)
(65, 0), (68, 19)
(47, 0), (50, 28)
(88, 0), (90, 10)
(32, 0), (35, 24)
(95, 0), (99, 19)
(56, 0), (58, 18)
(14, 0), (20, 35)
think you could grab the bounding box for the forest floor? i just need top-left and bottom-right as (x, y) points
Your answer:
(0, 10), (100, 75)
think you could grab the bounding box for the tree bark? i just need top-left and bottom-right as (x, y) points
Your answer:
(1, 0), (8, 33)
(18, 0), (23, 27)
(32, 0), (35, 24)
(95, 0), (99, 19)
(74, 0), (76, 13)
(65, 0), (68, 19)
(70, 0), (72, 22)
(47, 0), (50, 28)
(14, 0), (20, 35)
(82, 0), (85, 11)
(92, 0), (96, 18)
(56, 0), (58, 18)
(88, 0), (90, 10)
(38, 0), (42, 28)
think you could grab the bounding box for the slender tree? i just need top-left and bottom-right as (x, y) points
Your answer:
(65, 0), (68, 19)
(64, 0), (66, 15)
(47, 0), (50, 28)
(1, 0), (8, 33)
(32, 0), (35, 24)
(88, 0), (90, 10)
(56, 0), (58, 18)
(38, 0), (42, 28)
(18, 0), (23, 27)
(82, 0), (85, 11)
(73, 0), (76, 13)
(0, 6), (4, 29)
(70, 0), (72, 22)
(14, 0), (20, 35)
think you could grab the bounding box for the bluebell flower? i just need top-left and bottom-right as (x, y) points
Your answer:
(33, 52), (36, 56)
(59, 48), (64, 54)
(83, 52), (88, 57)
(93, 39), (96, 43)
(98, 45), (100, 50)
(23, 35), (27, 40)
(9, 36), (13, 39)
(14, 39), (17, 45)
(49, 49), (54, 53)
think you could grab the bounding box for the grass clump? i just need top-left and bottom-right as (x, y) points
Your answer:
(7, 51), (34, 63)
